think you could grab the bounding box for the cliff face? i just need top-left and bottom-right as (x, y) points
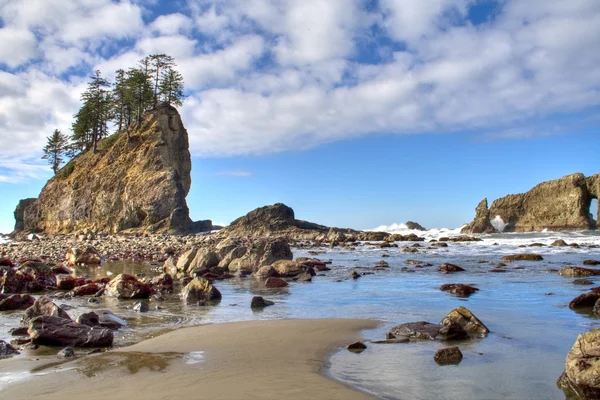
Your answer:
(462, 173), (599, 233)
(460, 198), (497, 234)
(16, 105), (193, 234)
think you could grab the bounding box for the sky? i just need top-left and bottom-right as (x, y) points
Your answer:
(0, 0), (599, 234)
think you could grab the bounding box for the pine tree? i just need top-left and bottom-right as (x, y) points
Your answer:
(159, 68), (185, 107)
(112, 69), (129, 132)
(125, 68), (153, 124)
(72, 70), (112, 154)
(149, 54), (175, 108)
(42, 129), (69, 174)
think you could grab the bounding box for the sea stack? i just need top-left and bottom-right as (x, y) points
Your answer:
(462, 173), (599, 233)
(12, 104), (202, 235)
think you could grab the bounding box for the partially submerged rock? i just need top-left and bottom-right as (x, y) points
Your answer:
(440, 306), (489, 338)
(559, 266), (600, 278)
(434, 346), (463, 365)
(251, 296), (274, 308)
(22, 296), (71, 326)
(0, 294), (35, 311)
(65, 246), (102, 266)
(28, 315), (113, 347)
(181, 277), (221, 304)
(501, 254), (543, 262)
(387, 321), (468, 341)
(104, 274), (153, 299)
(438, 263), (465, 273)
(347, 341), (367, 353)
(558, 328), (600, 399)
(265, 277), (288, 288)
(569, 293), (600, 309)
(77, 310), (127, 330)
(0, 340), (19, 358)
(440, 284), (479, 297)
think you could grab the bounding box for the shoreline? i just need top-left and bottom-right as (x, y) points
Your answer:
(0, 318), (381, 400)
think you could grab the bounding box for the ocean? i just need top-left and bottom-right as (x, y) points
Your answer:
(1, 228), (600, 399)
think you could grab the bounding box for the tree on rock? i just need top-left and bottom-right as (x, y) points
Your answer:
(41, 129), (68, 174)
(159, 68), (185, 106)
(149, 54), (175, 108)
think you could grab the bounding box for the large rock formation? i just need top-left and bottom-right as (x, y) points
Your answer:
(462, 173), (599, 233)
(13, 105), (205, 235)
(460, 198), (497, 234)
(220, 203), (357, 240)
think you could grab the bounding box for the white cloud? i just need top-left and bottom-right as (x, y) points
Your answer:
(150, 13), (193, 36)
(0, 27), (38, 67)
(215, 170), (253, 177)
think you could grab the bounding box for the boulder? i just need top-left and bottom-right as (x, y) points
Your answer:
(254, 265), (278, 280)
(440, 284), (479, 297)
(260, 238), (293, 266)
(57, 347), (76, 358)
(15, 261), (57, 292)
(0, 294), (35, 311)
(265, 277), (288, 288)
(387, 321), (468, 341)
(150, 273), (174, 292)
(65, 246), (102, 266)
(71, 282), (101, 296)
(0, 340), (19, 358)
(28, 315), (113, 347)
(251, 296), (274, 308)
(347, 342), (367, 353)
(551, 239), (569, 247)
(134, 301), (149, 312)
(584, 260), (600, 266)
(460, 198), (497, 234)
(175, 248), (198, 272)
(22, 296), (71, 326)
(162, 257), (178, 276)
(271, 260), (303, 277)
(405, 221), (427, 231)
(104, 274), (153, 299)
(181, 277), (222, 304)
(501, 254), (543, 262)
(569, 293), (600, 309)
(434, 347), (463, 365)
(77, 310), (126, 330)
(438, 263), (465, 273)
(0, 268), (22, 293)
(218, 245), (247, 269)
(440, 306), (489, 338)
(188, 248), (220, 271)
(56, 274), (76, 290)
(559, 266), (600, 278)
(557, 328), (600, 398)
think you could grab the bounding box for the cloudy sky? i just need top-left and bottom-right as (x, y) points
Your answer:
(0, 0), (599, 233)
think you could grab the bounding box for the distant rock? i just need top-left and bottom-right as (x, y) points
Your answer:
(460, 198), (497, 234)
(438, 263), (465, 273)
(559, 266), (600, 278)
(440, 284), (479, 297)
(405, 221), (427, 231)
(462, 172), (599, 233)
(501, 254), (543, 262)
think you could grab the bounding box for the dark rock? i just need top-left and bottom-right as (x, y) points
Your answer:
(28, 315), (113, 347)
(10, 327), (29, 336)
(133, 301), (149, 312)
(438, 263), (465, 273)
(559, 266), (600, 278)
(250, 296), (274, 308)
(0, 340), (19, 358)
(65, 246), (102, 266)
(434, 346), (463, 365)
(0, 294), (36, 311)
(57, 347), (75, 358)
(347, 341), (367, 353)
(294, 272), (313, 282)
(349, 271), (361, 279)
(569, 292), (600, 309)
(71, 282), (101, 296)
(387, 321), (466, 341)
(77, 310), (126, 330)
(150, 273), (174, 292)
(551, 239), (569, 247)
(405, 221), (427, 231)
(461, 198), (497, 234)
(440, 284), (479, 297)
(573, 279), (594, 285)
(56, 275), (76, 290)
(584, 260), (600, 266)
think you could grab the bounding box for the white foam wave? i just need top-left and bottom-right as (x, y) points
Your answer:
(491, 216), (507, 232)
(370, 223), (465, 241)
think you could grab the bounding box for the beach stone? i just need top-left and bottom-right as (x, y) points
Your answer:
(387, 321), (468, 341)
(0, 294), (35, 311)
(569, 292), (600, 309)
(349, 270), (361, 280)
(295, 272), (313, 282)
(77, 310), (126, 330)
(372, 337), (410, 344)
(175, 248), (199, 272)
(28, 315), (113, 347)
(188, 249), (220, 271)
(559, 266), (600, 278)
(56, 274), (76, 290)
(10, 327), (29, 336)
(254, 265), (279, 280)
(438, 263), (465, 273)
(271, 260), (303, 277)
(441, 306), (489, 338)
(71, 282), (101, 296)
(440, 284), (479, 297)
(181, 277), (222, 304)
(0, 340), (19, 358)
(551, 239), (569, 247)
(133, 301), (149, 313)
(434, 346), (463, 365)
(57, 347), (75, 358)
(296, 258), (329, 271)
(265, 277), (288, 288)
(150, 273), (174, 292)
(557, 327), (600, 399)
(52, 265), (73, 275)
(217, 245), (247, 269)
(16, 261), (57, 292)
(0, 268), (21, 293)
(162, 257), (178, 276)
(347, 341), (367, 353)
(573, 279), (595, 285)
(22, 296), (71, 326)
(501, 254), (543, 262)
(65, 246), (102, 266)
(584, 260), (600, 266)
(260, 238), (294, 266)
(105, 274), (153, 299)
(251, 296), (274, 308)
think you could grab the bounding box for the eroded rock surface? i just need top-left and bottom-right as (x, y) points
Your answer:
(558, 328), (600, 398)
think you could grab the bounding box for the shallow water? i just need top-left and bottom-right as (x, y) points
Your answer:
(1, 230), (600, 399)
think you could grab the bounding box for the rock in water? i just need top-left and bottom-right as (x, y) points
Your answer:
(265, 277), (288, 288)
(440, 284), (479, 297)
(559, 266), (600, 278)
(440, 306), (489, 338)
(22, 296), (71, 326)
(104, 274), (153, 299)
(0, 294), (35, 311)
(28, 316), (113, 347)
(434, 347), (463, 365)
(347, 342), (367, 353)
(387, 321), (467, 341)
(405, 221), (427, 231)
(461, 198), (497, 234)
(438, 263), (465, 273)
(462, 172), (599, 233)
(0, 340), (19, 358)
(181, 277), (222, 304)
(558, 328), (600, 398)
(57, 347), (76, 358)
(65, 246), (102, 266)
(250, 296), (274, 308)
(12, 105), (193, 235)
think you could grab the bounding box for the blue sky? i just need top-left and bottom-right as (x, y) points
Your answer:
(0, 0), (599, 233)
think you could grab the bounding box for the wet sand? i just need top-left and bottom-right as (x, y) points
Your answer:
(0, 318), (380, 400)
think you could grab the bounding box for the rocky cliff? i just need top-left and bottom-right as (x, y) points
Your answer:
(14, 104), (200, 235)
(462, 173), (599, 233)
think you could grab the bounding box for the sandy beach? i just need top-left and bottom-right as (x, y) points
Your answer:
(0, 318), (380, 400)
